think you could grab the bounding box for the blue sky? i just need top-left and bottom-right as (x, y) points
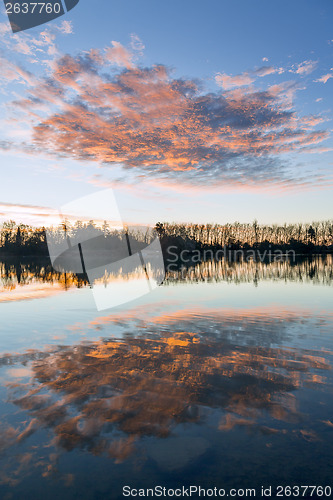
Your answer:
(0, 0), (332, 226)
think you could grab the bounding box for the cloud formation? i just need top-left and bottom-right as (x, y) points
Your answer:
(292, 60), (317, 75)
(105, 41), (135, 69)
(216, 60), (318, 93)
(215, 72), (255, 89)
(0, 20), (73, 60)
(215, 65), (284, 90)
(315, 73), (333, 84)
(0, 56), (35, 86)
(1, 39), (331, 189)
(0, 202), (59, 226)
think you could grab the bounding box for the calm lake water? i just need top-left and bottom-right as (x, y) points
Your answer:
(0, 257), (332, 499)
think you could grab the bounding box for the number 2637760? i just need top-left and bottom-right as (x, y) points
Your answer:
(5, 3), (62, 15)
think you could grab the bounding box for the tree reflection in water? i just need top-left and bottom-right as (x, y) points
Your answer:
(0, 254), (332, 300)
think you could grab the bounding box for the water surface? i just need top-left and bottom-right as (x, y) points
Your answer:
(0, 257), (332, 499)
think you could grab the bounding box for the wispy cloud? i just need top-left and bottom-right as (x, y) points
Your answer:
(253, 66), (281, 77)
(215, 64), (289, 91)
(58, 20), (73, 35)
(215, 72), (255, 89)
(130, 34), (145, 54)
(0, 20), (73, 60)
(215, 65), (284, 90)
(0, 56), (36, 86)
(291, 60), (317, 75)
(216, 59), (318, 93)
(0, 202), (59, 226)
(315, 73), (333, 84)
(0, 200), (124, 226)
(105, 41), (135, 69)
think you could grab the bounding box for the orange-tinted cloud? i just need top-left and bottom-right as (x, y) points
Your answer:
(3, 46), (331, 189)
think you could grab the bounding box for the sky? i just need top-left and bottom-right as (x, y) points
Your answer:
(0, 0), (332, 227)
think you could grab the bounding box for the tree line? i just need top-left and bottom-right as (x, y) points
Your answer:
(1, 219), (333, 256)
(0, 221), (48, 256)
(0, 220), (152, 257)
(155, 220), (333, 254)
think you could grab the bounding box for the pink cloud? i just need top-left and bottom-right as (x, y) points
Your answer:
(293, 60), (317, 75)
(315, 74), (333, 84)
(0, 202), (59, 226)
(105, 41), (135, 69)
(0, 57), (36, 85)
(215, 72), (254, 89)
(58, 21), (73, 35)
(254, 65), (284, 77)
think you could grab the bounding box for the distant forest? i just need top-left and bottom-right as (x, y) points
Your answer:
(0, 219), (333, 257)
